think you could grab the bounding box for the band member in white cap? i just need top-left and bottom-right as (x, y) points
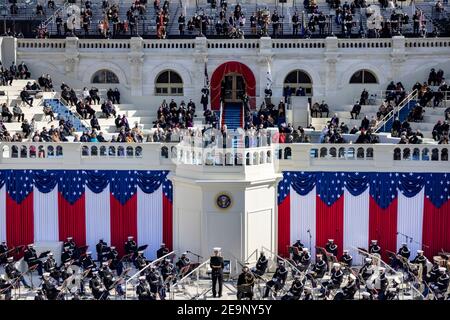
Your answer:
(377, 267), (389, 300)
(136, 276), (153, 300)
(157, 243), (170, 259)
(41, 272), (60, 300)
(360, 257), (374, 281)
(281, 275), (305, 300)
(320, 263), (344, 297)
(340, 249), (353, 268)
(325, 239), (338, 257)
(411, 249), (428, 278)
(135, 250), (148, 270)
(236, 265), (255, 300)
(298, 248), (311, 271)
(252, 251), (268, 277)
(369, 240), (381, 255)
(96, 239), (108, 263)
(24, 243), (43, 276)
(176, 252), (191, 277)
(210, 247), (224, 298)
(342, 274), (358, 299)
(263, 260), (287, 298)
(5, 256), (31, 288)
(125, 236), (138, 258)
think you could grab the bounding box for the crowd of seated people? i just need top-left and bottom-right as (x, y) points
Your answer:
(153, 98), (196, 130)
(432, 120), (449, 144)
(311, 101), (330, 118)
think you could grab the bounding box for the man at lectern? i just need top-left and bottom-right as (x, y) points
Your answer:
(210, 247), (224, 298)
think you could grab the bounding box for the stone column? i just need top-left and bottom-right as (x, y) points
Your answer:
(257, 37), (273, 99)
(390, 36), (406, 82)
(128, 37), (144, 96)
(193, 37), (208, 103)
(64, 37), (79, 78)
(324, 36), (339, 101)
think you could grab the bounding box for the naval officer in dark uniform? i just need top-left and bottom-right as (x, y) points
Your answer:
(210, 247), (224, 298)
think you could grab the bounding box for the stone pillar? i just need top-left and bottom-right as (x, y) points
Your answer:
(257, 37), (273, 99)
(193, 37), (208, 103)
(324, 36), (339, 100)
(64, 37), (79, 78)
(128, 37), (144, 96)
(1, 37), (17, 66)
(390, 36), (406, 82)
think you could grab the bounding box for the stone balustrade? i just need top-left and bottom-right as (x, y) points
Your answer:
(0, 142), (448, 172)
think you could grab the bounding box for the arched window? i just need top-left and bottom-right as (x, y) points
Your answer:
(155, 70), (183, 96)
(284, 70), (313, 96)
(91, 69), (120, 84)
(349, 70), (378, 84)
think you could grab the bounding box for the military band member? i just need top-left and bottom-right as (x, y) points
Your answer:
(0, 274), (12, 300)
(325, 239), (338, 257)
(96, 239), (108, 263)
(377, 267), (389, 300)
(160, 258), (176, 288)
(263, 260), (288, 298)
(108, 246), (123, 276)
(135, 251), (148, 270)
(100, 261), (124, 295)
(292, 239), (304, 250)
(360, 257), (374, 281)
(391, 243), (410, 270)
(210, 247), (224, 298)
(398, 243), (411, 259)
(90, 270), (108, 300)
(81, 251), (96, 272)
(310, 254), (327, 281)
(43, 252), (60, 283)
(252, 251), (268, 277)
(64, 237), (79, 260)
(236, 266), (255, 300)
(281, 275), (305, 300)
(298, 248), (312, 271)
(425, 262), (441, 284)
(411, 249), (428, 278)
(157, 243), (170, 259)
(340, 249), (353, 267)
(176, 252), (190, 276)
(0, 241), (8, 265)
(24, 243), (43, 275)
(61, 245), (73, 264)
(125, 236), (138, 257)
(146, 265), (165, 300)
(136, 276), (154, 300)
(369, 240), (381, 255)
(342, 274), (358, 299)
(41, 272), (60, 300)
(63, 237), (76, 252)
(5, 257), (30, 288)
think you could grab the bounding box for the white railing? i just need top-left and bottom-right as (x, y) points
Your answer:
(374, 89), (418, 133)
(219, 100), (223, 129)
(15, 37), (450, 53)
(169, 259), (211, 300)
(0, 142), (449, 171)
(124, 251), (176, 300)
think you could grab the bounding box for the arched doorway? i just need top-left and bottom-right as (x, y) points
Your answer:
(210, 61), (256, 111)
(222, 73), (246, 103)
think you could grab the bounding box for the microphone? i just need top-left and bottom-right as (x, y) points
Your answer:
(307, 229), (310, 233)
